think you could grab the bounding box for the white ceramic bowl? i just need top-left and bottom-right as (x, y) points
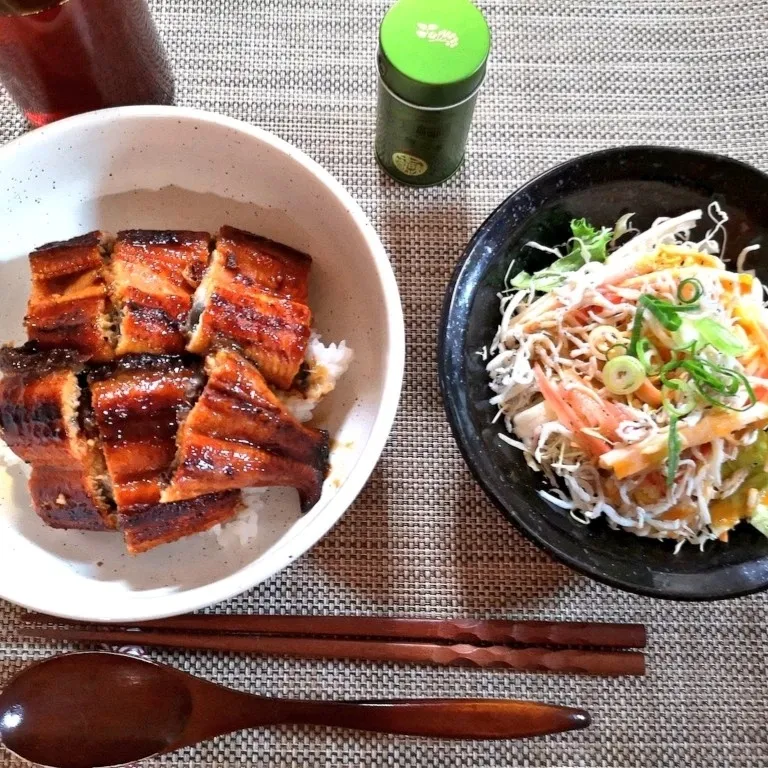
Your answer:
(0, 106), (404, 621)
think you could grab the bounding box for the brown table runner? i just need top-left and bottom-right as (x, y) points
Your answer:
(1, 1), (768, 765)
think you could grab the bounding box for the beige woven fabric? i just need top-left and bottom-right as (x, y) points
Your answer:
(2, 1), (768, 766)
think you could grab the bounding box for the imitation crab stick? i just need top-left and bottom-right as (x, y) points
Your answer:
(560, 384), (627, 439)
(599, 402), (768, 479)
(533, 366), (610, 457)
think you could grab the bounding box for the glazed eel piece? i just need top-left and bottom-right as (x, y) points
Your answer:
(26, 229), (212, 361)
(88, 355), (240, 553)
(187, 226), (313, 390)
(0, 344), (114, 530)
(107, 230), (211, 355)
(162, 349), (329, 512)
(25, 232), (115, 362)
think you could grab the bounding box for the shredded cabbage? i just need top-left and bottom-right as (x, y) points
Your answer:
(489, 206), (768, 548)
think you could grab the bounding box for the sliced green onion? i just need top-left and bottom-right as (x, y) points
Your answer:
(588, 325), (626, 360)
(677, 278), (704, 304)
(630, 293), (702, 358)
(628, 305), (645, 358)
(662, 387), (697, 418)
(693, 317), (748, 357)
(606, 343), (629, 360)
(678, 358), (757, 412)
(660, 360), (685, 391)
(636, 337), (662, 375)
(603, 355), (646, 395)
(639, 294), (699, 332)
(639, 295), (674, 329)
(666, 415), (682, 487)
(658, 350), (756, 414)
(695, 376), (756, 413)
(672, 340), (699, 355)
(679, 358), (735, 394)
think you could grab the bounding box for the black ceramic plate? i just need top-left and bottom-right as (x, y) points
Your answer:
(439, 146), (768, 600)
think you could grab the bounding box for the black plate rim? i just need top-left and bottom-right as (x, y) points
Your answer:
(438, 144), (768, 601)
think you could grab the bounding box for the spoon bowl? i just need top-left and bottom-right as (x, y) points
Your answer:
(0, 653), (194, 768)
(0, 652), (591, 767)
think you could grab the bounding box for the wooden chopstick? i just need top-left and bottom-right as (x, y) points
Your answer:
(18, 626), (645, 676)
(21, 612), (646, 649)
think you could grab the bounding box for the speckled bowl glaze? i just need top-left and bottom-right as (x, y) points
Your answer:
(0, 106), (404, 621)
(440, 146), (768, 600)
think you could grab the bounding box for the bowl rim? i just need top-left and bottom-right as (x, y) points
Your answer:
(438, 144), (768, 601)
(0, 105), (406, 621)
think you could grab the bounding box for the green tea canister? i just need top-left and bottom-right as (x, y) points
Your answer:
(375, 0), (491, 186)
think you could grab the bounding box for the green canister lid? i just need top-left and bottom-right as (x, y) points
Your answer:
(379, 0), (491, 109)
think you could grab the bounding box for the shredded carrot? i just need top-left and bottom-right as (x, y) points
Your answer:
(710, 495), (745, 536)
(738, 273), (754, 293)
(659, 504), (695, 522)
(600, 403), (768, 478)
(635, 378), (663, 408)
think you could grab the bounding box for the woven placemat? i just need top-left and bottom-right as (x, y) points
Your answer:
(2, 1), (768, 766)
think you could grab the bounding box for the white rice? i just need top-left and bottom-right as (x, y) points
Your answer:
(209, 488), (268, 547)
(211, 330), (353, 545)
(0, 443), (23, 469)
(280, 331), (354, 423)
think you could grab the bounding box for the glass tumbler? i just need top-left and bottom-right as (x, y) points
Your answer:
(0, 0), (174, 127)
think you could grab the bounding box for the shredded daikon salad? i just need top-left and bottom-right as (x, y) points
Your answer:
(488, 204), (768, 550)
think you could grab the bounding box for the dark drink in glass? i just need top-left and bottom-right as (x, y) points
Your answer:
(0, 0), (174, 127)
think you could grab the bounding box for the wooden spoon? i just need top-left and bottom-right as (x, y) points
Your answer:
(0, 652), (590, 767)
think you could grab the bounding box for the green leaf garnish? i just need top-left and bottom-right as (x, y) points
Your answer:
(751, 504), (768, 538)
(724, 431), (768, 481)
(724, 433), (768, 521)
(569, 218), (613, 264)
(511, 218), (613, 293)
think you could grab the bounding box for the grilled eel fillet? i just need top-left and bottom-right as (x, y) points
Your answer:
(108, 230), (211, 356)
(187, 226), (312, 390)
(25, 232), (115, 362)
(88, 355), (240, 553)
(162, 349), (329, 512)
(0, 345), (114, 530)
(116, 492), (242, 554)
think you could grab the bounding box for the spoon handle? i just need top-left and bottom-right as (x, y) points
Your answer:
(270, 698), (590, 739)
